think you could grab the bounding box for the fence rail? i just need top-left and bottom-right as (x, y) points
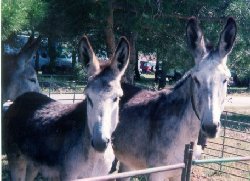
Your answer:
(74, 163), (185, 181)
(35, 75), (250, 180)
(192, 156), (250, 164)
(71, 147), (250, 181)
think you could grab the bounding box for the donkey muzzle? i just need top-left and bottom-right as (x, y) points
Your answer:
(201, 122), (220, 138)
(92, 122), (110, 152)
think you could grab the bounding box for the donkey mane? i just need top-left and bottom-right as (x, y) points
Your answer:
(173, 70), (192, 90)
(121, 71), (194, 109)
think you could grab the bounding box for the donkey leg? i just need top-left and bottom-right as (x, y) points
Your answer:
(149, 169), (182, 181)
(149, 172), (170, 181)
(116, 163), (131, 181)
(169, 175), (181, 181)
(25, 162), (39, 181)
(8, 153), (27, 181)
(48, 177), (60, 181)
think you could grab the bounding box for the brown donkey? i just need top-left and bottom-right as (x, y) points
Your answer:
(4, 36), (130, 181)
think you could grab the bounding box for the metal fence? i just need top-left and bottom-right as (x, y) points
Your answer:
(193, 111), (250, 180)
(38, 74), (87, 103)
(37, 74), (250, 180)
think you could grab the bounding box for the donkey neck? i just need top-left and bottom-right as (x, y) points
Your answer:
(66, 100), (91, 150)
(79, 100), (92, 147)
(164, 73), (201, 140)
(175, 74), (199, 118)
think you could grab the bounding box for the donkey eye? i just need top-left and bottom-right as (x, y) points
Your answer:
(87, 95), (93, 107)
(113, 97), (119, 102)
(28, 78), (37, 83)
(194, 77), (200, 87)
(223, 79), (227, 84)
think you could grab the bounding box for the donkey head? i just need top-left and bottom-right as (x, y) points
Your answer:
(186, 17), (236, 138)
(2, 35), (41, 102)
(79, 36), (130, 152)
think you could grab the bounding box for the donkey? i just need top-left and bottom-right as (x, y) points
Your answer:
(112, 17), (236, 181)
(4, 36), (130, 181)
(2, 35), (41, 103)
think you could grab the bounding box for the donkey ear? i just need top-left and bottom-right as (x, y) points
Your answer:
(17, 36), (41, 69)
(218, 17), (237, 59)
(186, 17), (206, 64)
(110, 37), (130, 77)
(20, 34), (35, 51)
(79, 36), (100, 77)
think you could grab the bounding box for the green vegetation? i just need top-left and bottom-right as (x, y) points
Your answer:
(1, 0), (47, 41)
(2, 0), (249, 85)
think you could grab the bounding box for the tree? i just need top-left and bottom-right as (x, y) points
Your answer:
(2, 0), (249, 85)
(1, 0), (47, 41)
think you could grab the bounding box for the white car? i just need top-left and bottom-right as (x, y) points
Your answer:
(55, 54), (72, 68)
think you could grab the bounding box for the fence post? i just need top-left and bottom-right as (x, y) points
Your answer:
(49, 75), (52, 98)
(186, 142), (194, 181)
(73, 80), (76, 103)
(220, 111), (227, 172)
(181, 144), (189, 181)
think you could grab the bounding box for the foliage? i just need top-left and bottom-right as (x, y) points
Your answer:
(128, 0), (250, 81)
(225, 1), (250, 79)
(1, 0), (249, 83)
(1, 0), (48, 41)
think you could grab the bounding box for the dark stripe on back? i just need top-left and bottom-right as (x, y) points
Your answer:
(174, 73), (191, 90)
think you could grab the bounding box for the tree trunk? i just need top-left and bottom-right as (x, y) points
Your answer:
(155, 50), (166, 89)
(104, 0), (116, 59)
(72, 50), (76, 69)
(134, 50), (141, 81)
(155, 54), (159, 82)
(48, 35), (57, 73)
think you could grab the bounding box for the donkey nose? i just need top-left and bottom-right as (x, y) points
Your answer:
(201, 124), (218, 138)
(91, 137), (110, 152)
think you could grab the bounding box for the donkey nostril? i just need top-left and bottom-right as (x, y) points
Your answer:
(91, 140), (94, 147)
(201, 124), (218, 138)
(201, 125), (206, 131)
(91, 137), (110, 152)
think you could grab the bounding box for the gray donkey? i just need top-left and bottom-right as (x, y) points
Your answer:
(112, 17), (237, 181)
(2, 35), (41, 103)
(4, 36), (130, 181)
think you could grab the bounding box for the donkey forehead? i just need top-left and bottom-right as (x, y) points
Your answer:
(194, 59), (231, 79)
(86, 79), (122, 96)
(85, 67), (123, 95)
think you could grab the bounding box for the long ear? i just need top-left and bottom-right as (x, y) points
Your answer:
(17, 36), (41, 69)
(218, 17), (237, 60)
(110, 37), (130, 78)
(20, 34), (34, 51)
(186, 17), (206, 64)
(79, 36), (100, 77)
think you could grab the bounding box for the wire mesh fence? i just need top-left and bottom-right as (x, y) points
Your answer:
(38, 74), (87, 103)
(192, 111), (250, 180)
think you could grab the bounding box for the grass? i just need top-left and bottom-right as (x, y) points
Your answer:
(228, 87), (250, 95)
(135, 74), (158, 90)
